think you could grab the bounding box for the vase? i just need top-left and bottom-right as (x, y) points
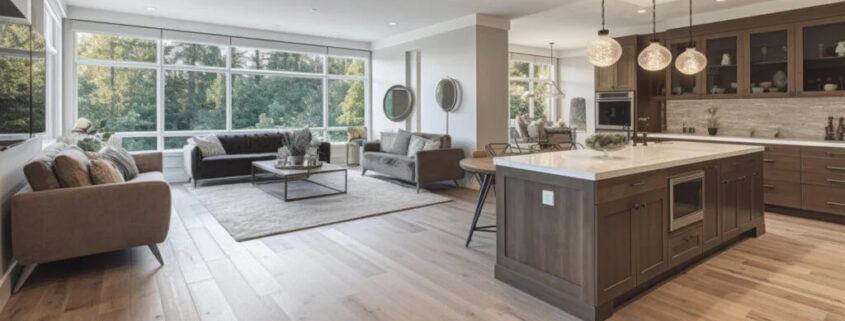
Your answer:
(773, 70), (787, 89)
(836, 41), (845, 57)
(708, 128), (718, 136)
(721, 53), (731, 65)
(569, 98), (587, 130)
(287, 155), (304, 165)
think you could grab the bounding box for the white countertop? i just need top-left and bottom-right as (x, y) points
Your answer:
(649, 133), (845, 148)
(494, 141), (763, 181)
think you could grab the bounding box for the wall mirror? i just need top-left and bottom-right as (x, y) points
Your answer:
(436, 77), (461, 112)
(383, 85), (414, 122)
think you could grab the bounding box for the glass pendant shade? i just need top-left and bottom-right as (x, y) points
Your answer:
(675, 46), (707, 75)
(586, 30), (623, 67)
(638, 40), (672, 71)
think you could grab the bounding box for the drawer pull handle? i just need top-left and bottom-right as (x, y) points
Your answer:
(827, 179), (845, 184)
(631, 182), (646, 187)
(826, 152), (845, 157)
(763, 159), (776, 163)
(763, 184), (776, 189)
(827, 166), (845, 172)
(827, 201), (845, 208)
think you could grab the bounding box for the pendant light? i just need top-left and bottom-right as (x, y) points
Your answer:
(675, 0), (707, 75)
(586, 0), (622, 67)
(637, 0), (672, 71)
(521, 43), (566, 100)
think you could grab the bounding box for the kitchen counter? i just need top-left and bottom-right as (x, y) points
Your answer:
(649, 133), (845, 148)
(494, 141), (763, 180)
(494, 141), (765, 321)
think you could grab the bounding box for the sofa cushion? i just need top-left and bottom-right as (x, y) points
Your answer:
(217, 132), (285, 155)
(189, 135), (227, 157)
(202, 153), (277, 162)
(53, 148), (93, 187)
(362, 152), (416, 182)
(407, 135), (442, 157)
(412, 133), (450, 148)
(24, 142), (73, 191)
(128, 171), (167, 183)
(100, 146), (140, 180)
(89, 159), (125, 185)
(383, 129), (412, 155)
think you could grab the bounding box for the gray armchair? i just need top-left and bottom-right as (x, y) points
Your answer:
(361, 132), (465, 192)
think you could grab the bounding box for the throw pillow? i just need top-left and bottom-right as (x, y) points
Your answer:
(188, 135), (226, 157)
(407, 135), (442, 157)
(380, 132), (396, 152)
(89, 159), (125, 185)
(23, 142), (71, 191)
(100, 146), (140, 180)
(53, 148), (93, 187)
(386, 129), (413, 155)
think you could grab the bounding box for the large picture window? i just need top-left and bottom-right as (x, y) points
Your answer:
(508, 55), (554, 142)
(70, 22), (370, 152)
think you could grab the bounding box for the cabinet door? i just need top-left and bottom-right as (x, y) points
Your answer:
(702, 163), (722, 251)
(796, 16), (845, 97)
(597, 196), (637, 303)
(752, 171), (765, 221)
(745, 25), (793, 98)
(736, 174), (754, 227)
(634, 189), (668, 285)
(703, 33), (741, 98)
(720, 176), (740, 239)
(596, 65), (616, 91)
(667, 38), (705, 99)
(615, 43), (638, 90)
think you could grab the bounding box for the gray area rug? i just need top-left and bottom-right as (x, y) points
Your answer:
(189, 173), (451, 241)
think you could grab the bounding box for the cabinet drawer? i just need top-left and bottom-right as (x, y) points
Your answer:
(722, 154), (762, 179)
(597, 170), (667, 204)
(764, 144), (801, 156)
(802, 172), (845, 188)
(802, 146), (845, 160)
(763, 180), (802, 208)
(802, 185), (845, 216)
(801, 158), (845, 175)
(764, 168), (800, 183)
(762, 154), (801, 172)
(668, 223), (702, 268)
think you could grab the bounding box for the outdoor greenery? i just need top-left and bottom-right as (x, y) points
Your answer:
(0, 22), (46, 137)
(74, 31), (367, 151)
(508, 60), (552, 141)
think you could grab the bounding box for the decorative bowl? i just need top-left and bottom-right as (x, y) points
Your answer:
(824, 83), (839, 91)
(712, 88), (726, 94)
(586, 133), (629, 158)
(760, 81), (773, 89)
(752, 87), (765, 94)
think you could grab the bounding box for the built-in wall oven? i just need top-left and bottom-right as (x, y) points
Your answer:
(595, 91), (634, 131)
(669, 170), (705, 232)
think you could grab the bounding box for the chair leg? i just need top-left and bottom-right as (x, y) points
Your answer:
(13, 264), (37, 294)
(416, 183), (421, 193)
(193, 179), (198, 188)
(148, 244), (164, 265)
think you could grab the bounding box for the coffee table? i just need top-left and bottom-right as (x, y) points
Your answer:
(251, 160), (347, 201)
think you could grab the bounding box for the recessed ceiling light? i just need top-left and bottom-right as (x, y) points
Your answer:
(716, 0), (726, 2)
(146, 7), (156, 11)
(637, 9), (647, 14)
(388, 22), (397, 26)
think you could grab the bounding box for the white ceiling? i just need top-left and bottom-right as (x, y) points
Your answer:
(510, 0), (844, 53)
(64, 0), (565, 42)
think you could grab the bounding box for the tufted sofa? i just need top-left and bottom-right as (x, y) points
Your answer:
(183, 132), (330, 187)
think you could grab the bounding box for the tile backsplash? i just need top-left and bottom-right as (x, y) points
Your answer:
(666, 97), (845, 140)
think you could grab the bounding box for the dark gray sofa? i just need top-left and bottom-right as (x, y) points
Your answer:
(361, 132), (465, 192)
(184, 132), (330, 187)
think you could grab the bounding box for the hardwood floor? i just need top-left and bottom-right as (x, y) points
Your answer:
(2, 183), (845, 321)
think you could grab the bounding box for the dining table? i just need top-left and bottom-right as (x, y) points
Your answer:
(459, 156), (497, 247)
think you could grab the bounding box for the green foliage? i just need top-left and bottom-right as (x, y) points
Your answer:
(1, 23), (45, 135)
(706, 105), (720, 129)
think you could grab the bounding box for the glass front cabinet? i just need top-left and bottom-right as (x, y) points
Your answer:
(667, 38), (705, 98)
(744, 25), (793, 97)
(703, 33), (740, 98)
(797, 16), (845, 96)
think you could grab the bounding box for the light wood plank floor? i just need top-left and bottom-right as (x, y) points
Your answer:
(2, 183), (845, 321)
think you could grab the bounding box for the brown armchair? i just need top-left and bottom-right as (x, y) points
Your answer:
(11, 150), (171, 293)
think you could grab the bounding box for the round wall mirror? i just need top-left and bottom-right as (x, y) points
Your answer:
(436, 78), (461, 112)
(383, 85), (414, 122)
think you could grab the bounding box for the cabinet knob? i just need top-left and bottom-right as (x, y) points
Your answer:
(763, 184), (776, 189)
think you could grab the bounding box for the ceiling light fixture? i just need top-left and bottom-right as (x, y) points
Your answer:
(675, 0), (707, 75)
(586, 0), (623, 67)
(521, 43), (566, 101)
(388, 22), (397, 26)
(637, 9), (647, 14)
(637, 0), (672, 71)
(145, 7), (156, 11)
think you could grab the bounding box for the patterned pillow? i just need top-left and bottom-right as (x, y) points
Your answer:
(188, 135), (227, 157)
(347, 127), (367, 141)
(100, 146), (140, 180)
(89, 159), (125, 185)
(407, 135), (441, 157)
(385, 129), (413, 155)
(53, 148), (93, 187)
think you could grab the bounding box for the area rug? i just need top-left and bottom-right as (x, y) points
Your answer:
(189, 173), (451, 241)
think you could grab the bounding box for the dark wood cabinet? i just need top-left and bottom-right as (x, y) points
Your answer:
(796, 16), (845, 97)
(702, 163), (721, 251)
(634, 189), (668, 285)
(703, 32), (741, 98)
(595, 37), (638, 92)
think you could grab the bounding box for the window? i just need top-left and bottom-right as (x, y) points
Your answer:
(70, 22), (370, 151)
(508, 56), (554, 141)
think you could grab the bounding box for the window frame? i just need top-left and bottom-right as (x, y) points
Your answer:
(68, 22), (370, 152)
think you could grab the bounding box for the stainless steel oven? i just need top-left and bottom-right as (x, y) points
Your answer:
(669, 170), (705, 232)
(595, 91), (634, 131)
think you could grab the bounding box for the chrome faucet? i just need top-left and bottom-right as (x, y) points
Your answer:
(633, 117), (650, 146)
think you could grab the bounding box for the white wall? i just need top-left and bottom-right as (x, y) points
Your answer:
(559, 54), (595, 143)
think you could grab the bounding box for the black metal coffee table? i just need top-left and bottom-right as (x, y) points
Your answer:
(251, 161), (347, 201)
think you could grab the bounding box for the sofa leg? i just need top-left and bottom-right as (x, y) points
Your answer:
(13, 264), (37, 294)
(361, 169), (367, 176)
(416, 183), (421, 193)
(148, 244), (164, 265)
(188, 177), (192, 183)
(193, 179), (198, 188)
(453, 180), (460, 187)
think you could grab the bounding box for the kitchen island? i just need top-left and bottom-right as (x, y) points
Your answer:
(492, 141), (765, 321)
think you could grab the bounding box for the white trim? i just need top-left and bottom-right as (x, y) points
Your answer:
(162, 30), (229, 46)
(371, 14), (510, 50)
(231, 38), (328, 55)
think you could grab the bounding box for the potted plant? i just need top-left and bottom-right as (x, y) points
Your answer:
(706, 106), (720, 136)
(282, 128), (312, 165)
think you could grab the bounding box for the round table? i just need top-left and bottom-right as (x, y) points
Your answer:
(459, 157), (496, 247)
